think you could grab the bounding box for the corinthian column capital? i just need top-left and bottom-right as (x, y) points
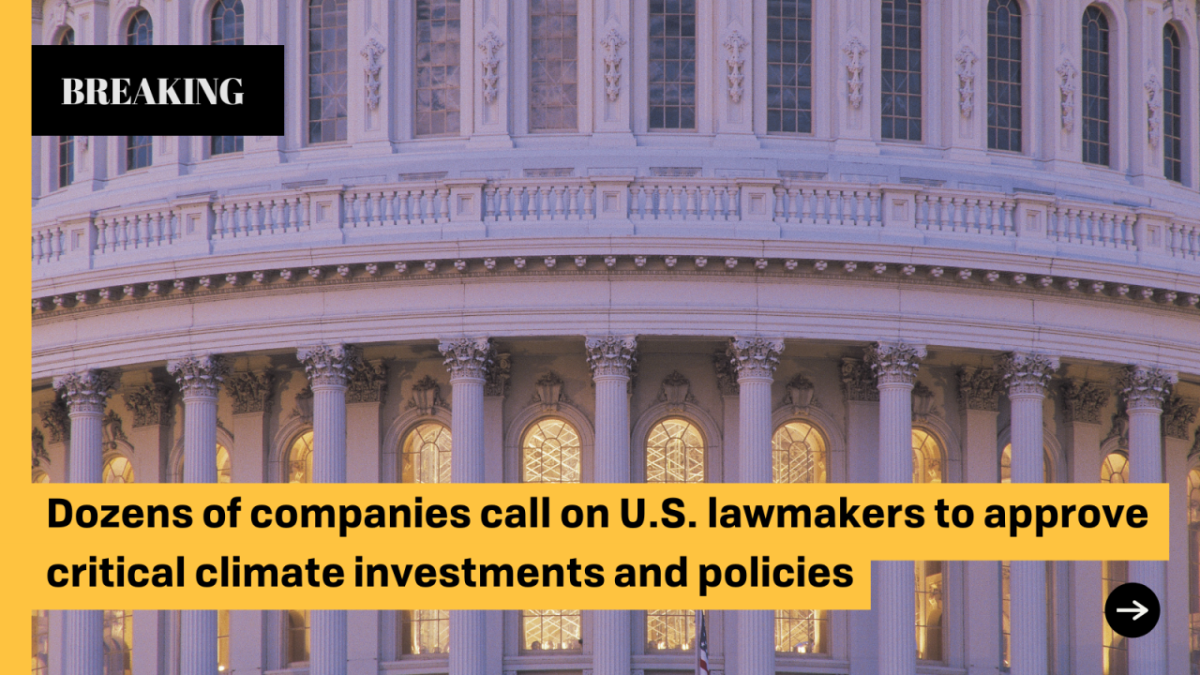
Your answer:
(1119, 365), (1178, 411)
(997, 352), (1059, 397)
(439, 337), (493, 380)
(585, 335), (638, 377)
(53, 369), (117, 414)
(728, 337), (785, 380)
(167, 354), (230, 398)
(865, 342), (926, 386)
(298, 344), (361, 387)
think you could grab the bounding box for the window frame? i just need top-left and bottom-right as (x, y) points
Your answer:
(305, 0), (350, 145)
(413, 0), (464, 138)
(986, 0), (1024, 154)
(527, 0), (581, 133)
(1081, 4), (1113, 168)
(1162, 24), (1183, 184)
(762, 0), (815, 136)
(520, 416), (583, 484)
(878, 0), (925, 143)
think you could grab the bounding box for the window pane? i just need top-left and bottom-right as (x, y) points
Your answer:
(308, 0), (348, 143)
(217, 610), (231, 672)
(766, 0), (812, 134)
(58, 135), (74, 188)
(881, 0), (921, 140)
(401, 422), (452, 484)
(103, 609), (134, 675)
(646, 609), (694, 651)
(126, 135), (152, 171)
(60, 28), (75, 45)
(211, 0), (245, 46)
(288, 431), (314, 484)
(523, 418), (581, 483)
(102, 456), (135, 484)
(987, 0), (1022, 151)
(912, 429), (941, 661)
(1082, 6), (1110, 166)
(399, 609), (450, 655)
(287, 609), (310, 664)
(126, 10), (152, 46)
(775, 609), (827, 655)
(1163, 26), (1183, 182)
(648, 0), (696, 130)
(646, 417), (704, 483)
(530, 0), (578, 131)
(772, 421), (826, 484)
(521, 609), (582, 651)
(415, 0), (462, 136)
(1102, 451), (1129, 674)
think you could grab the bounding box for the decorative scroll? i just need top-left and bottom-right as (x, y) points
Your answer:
(842, 37), (867, 110)
(478, 30), (505, 104)
(723, 30), (749, 104)
(361, 37), (386, 110)
(599, 28), (627, 102)
(954, 46), (978, 118)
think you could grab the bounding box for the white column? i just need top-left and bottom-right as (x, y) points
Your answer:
(299, 344), (361, 675)
(54, 370), (116, 675)
(585, 336), (638, 675)
(440, 338), (493, 675)
(865, 342), (926, 675)
(729, 337), (785, 675)
(998, 352), (1059, 675)
(169, 355), (231, 675)
(1122, 366), (1176, 675)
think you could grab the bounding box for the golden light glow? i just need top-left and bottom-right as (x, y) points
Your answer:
(401, 422), (452, 484)
(646, 418), (704, 484)
(523, 418), (581, 483)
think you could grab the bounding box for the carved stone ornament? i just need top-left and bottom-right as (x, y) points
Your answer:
(298, 344), (361, 387)
(958, 366), (1001, 412)
(954, 45), (978, 118)
(440, 337), (493, 380)
(840, 357), (878, 402)
(585, 335), (637, 378)
(1061, 379), (1110, 424)
(842, 37), (867, 110)
(167, 354), (230, 398)
(346, 359), (388, 404)
(102, 410), (128, 451)
(997, 352), (1059, 396)
(361, 37), (386, 110)
(32, 428), (49, 468)
(485, 352), (512, 396)
(864, 342), (926, 386)
(783, 374), (815, 411)
(124, 383), (173, 427)
(1191, 428), (1200, 459)
(226, 371), (274, 415)
(477, 30), (505, 104)
(534, 372), (567, 411)
(1056, 58), (1079, 132)
(53, 369), (117, 414)
(292, 386), (314, 423)
(728, 337), (785, 379)
(40, 397), (71, 442)
(912, 381), (935, 418)
(408, 375), (448, 415)
(657, 371), (696, 411)
(599, 28), (627, 102)
(49, 0), (73, 29)
(1145, 73), (1162, 147)
(77, 136), (88, 153)
(1104, 410), (1129, 448)
(1119, 365), (1177, 411)
(1162, 394), (1198, 440)
(713, 348), (740, 396)
(723, 30), (749, 104)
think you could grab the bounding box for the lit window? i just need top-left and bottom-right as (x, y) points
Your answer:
(987, 0), (1022, 151)
(103, 609), (133, 675)
(415, 0), (462, 136)
(1163, 25), (1182, 183)
(401, 422), (452, 484)
(773, 421), (828, 654)
(217, 444), (232, 483)
(1187, 468), (1200, 673)
(766, 0), (812, 133)
(33, 471), (50, 484)
(646, 417), (704, 483)
(913, 429), (942, 661)
(399, 610), (449, 655)
(1101, 450), (1128, 674)
(126, 10), (152, 45)
(102, 456), (135, 484)
(648, 0), (696, 130)
(307, 0), (348, 143)
(59, 27), (74, 45)
(1100, 451), (1128, 484)
(288, 431), (314, 484)
(1081, 6), (1110, 166)
(287, 609), (310, 665)
(32, 610), (49, 675)
(211, 0), (245, 156)
(646, 609), (694, 651)
(529, 0), (578, 131)
(523, 418), (581, 483)
(521, 609), (582, 651)
(217, 610), (230, 673)
(881, 0), (922, 141)
(57, 136), (74, 188)
(775, 609), (825, 655)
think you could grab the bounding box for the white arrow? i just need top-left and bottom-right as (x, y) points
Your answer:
(1116, 600), (1149, 621)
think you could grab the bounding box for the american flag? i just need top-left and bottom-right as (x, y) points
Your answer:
(695, 611), (708, 675)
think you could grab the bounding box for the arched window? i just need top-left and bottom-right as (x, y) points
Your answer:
(766, 0), (813, 134)
(33, 470), (50, 484)
(57, 135), (74, 188)
(415, 0), (462, 136)
(773, 421), (828, 655)
(648, 0), (697, 130)
(102, 456), (135, 484)
(646, 609), (694, 651)
(287, 609), (310, 665)
(401, 422), (452, 483)
(646, 417), (705, 483)
(912, 429), (942, 661)
(1101, 451), (1129, 675)
(1081, 6), (1110, 166)
(32, 610), (49, 675)
(210, 0), (245, 156)
(529, 0), (578, 131)
(126, 10), (152, 45)
(123, 10), (154, 175)
(307, 0), (348, 143)
(217, 610), (230, 672)
(287, 431), (314, 484)
(59, 27), (74, 45)
(398, 610), (450, 656)
(523, 418), (581, 483)
(1188, 468), (1200, 672)
(103, 609), (133, 675)
(881, 0), (922, 141)
(216, 444), (232, 483)
(1163, 25), (1183, 182)
(521, 609), (582, 651)
(987, 0), (1022, 151)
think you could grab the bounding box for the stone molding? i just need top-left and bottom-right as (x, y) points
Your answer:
(53, 369), (116, 414)
(167, 354), (230, 398)
(840, 357), (878, 402)
(1119, 365), (1178, 411)
(585, 335), (637, 378)
(713, 348), (740, 396)
(124, 383), (173, 427)
(1162, 394), (1197, 440)
(227, 371), (274, 414)
(864, 342), (926, 386)
(485, 352), (512, 396)
(40, 398), (71, 442)
(408, 375), (448, 415)
(298, 344), (361, 388)
(997, 352), (1059, 397)
(439, 337), (492, 380)
(346, 360), (388, 404)
(1061, 380), (1109, 425)
(728, 336), (785, 379)
(958, 366), (1001, 412)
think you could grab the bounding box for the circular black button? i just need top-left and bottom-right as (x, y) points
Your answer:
(1104, 582), (1161, 639)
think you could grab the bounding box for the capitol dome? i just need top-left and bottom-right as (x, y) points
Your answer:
(30, 0), (1200, 674)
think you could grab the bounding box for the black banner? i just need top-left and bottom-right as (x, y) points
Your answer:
(32, 45), (285, 136)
